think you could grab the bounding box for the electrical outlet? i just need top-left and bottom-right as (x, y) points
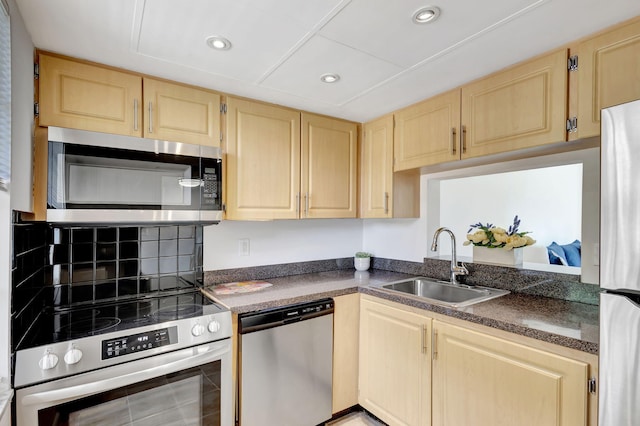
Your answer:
(239, 238), (250, 256)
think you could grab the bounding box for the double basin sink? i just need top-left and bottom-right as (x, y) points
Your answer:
(372, 277), (509, 308)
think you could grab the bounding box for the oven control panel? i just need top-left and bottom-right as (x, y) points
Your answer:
(102, 326), (178, 360)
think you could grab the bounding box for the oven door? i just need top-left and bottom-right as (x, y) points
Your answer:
(15, 339), (232, 426)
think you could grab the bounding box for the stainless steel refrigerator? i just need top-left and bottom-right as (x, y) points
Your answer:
(600, 98), (640, 425)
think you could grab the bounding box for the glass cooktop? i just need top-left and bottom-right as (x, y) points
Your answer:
(18, 290), (225, 350)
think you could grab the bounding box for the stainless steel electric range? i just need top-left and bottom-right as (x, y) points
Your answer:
(13, 290), (233, 426)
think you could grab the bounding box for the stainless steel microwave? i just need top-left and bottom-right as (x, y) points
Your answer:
(46, 127), (222, 224)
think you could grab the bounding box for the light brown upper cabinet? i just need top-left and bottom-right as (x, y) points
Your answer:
(225, 106), (357, 220)
(38, 53), (221, 147)
(225, 97), (301, 220)
(143, 78), (220, 147)
(574, 17), (640, 139)
(301, 113), (358, 219)
(393, 49), (569, 169)
(361, 115), (419, 218)
(461, 49), (568, 159)
(394, 89), (461, 171)
(39, 53), (143, 137)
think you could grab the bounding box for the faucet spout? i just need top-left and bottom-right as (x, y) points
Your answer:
(431, 227), (469, 285)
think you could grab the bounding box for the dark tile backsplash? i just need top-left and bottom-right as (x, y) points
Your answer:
(11, 220), (204, 351)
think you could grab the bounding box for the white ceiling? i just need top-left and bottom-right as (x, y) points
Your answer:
(14, 0), (640, 122)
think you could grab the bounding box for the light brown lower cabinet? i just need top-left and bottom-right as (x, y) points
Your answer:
(332, 293), (360, 414)
(432, 321), (589, 426)
(355, 295), (597, 426)
(359, 296), (432, 426)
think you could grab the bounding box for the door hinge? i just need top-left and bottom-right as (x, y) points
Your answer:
(34, 102), (39, 118)
(220, 103), (227, 114)
(34, 63), (39, 79)
(566, 117), (578, 133)
(568, 55), (578, 71)
(588, 377), (596, 394)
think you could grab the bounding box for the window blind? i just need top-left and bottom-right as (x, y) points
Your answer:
(0, 0), (10, 192)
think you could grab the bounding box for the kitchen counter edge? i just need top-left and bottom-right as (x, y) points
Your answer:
(202, 270), (598, 355)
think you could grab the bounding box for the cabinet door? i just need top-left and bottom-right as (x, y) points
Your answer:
(333, 293), (360, 414)
(143, 78), (220, 147)
(362, 115), (394, 218)
(461, 49), (568, 159)
(432, 321), (588, 426)
(301, 113), (358, 219)
(225, 97), (301, 220)
(394, 89), (460, 171)
(359, 297), (431, 426)
(576, 18), (640, 139)
(39, 54), (142, 137)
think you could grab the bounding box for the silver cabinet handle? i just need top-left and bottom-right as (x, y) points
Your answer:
(451, 127), (457, 155)
(305, 192), (309, 217)
(432, 328), (438, 360)
(133, 99), (139, 131)
(421, 324), (428, 354)
(384, 192), (389, 215)
(295, 193), (300, 215)
(462, 126), (467, 154)
(148, 102), (153, 133)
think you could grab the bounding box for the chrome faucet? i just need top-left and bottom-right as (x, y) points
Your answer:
(430, 227), (469, 285)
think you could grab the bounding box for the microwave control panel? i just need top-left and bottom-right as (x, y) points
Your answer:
(202, 167), (219, 204)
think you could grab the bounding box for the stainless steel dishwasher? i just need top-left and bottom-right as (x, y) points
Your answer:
(238, 298), (334, 426)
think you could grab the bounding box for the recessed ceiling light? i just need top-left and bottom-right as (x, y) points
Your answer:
(320, 73), (340, 83)
(206, 35), (232, 50)
(412, 6), (441, 24)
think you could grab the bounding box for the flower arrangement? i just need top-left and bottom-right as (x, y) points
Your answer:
(463, 215), (535, 250)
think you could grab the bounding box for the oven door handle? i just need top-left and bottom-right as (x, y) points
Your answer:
(21, 343), (230, 406)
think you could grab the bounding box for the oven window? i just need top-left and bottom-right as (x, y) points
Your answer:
(37, 362), (221, 426)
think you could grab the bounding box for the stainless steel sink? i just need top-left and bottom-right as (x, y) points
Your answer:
(373, 277), (509, 308)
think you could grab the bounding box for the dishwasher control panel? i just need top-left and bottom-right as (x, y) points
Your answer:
(300, 301), (333, 315)
(239, 299), (334, 334)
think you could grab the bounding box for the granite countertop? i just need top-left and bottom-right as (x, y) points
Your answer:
(203, 269), (599, 355)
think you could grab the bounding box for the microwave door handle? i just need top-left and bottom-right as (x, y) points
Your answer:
(21, 344), (230, 406)
(178, 178), (204, 188)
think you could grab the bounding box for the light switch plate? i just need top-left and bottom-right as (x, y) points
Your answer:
(239, 238), (250, 256)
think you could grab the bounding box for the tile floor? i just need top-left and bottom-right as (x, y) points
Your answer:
(326, 411), (387, 426)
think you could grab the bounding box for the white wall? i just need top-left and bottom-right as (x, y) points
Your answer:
(439, 164), (583, 264)
(203, 219), (364, 270)
(361, 177), (428, 262)
(423, 148), (600, 284)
